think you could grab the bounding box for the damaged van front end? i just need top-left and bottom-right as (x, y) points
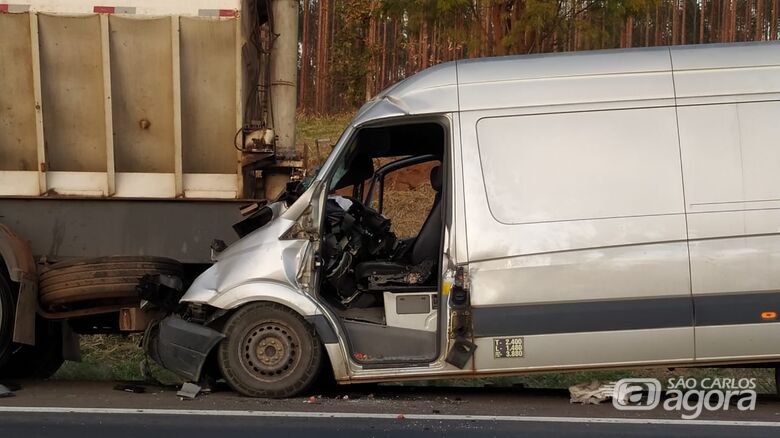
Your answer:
(142, 188), (331, 382)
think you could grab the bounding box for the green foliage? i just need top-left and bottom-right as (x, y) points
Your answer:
(329, 0), (374, 109)
(53, 335), (181, 385)
(301, 1), (777, 113)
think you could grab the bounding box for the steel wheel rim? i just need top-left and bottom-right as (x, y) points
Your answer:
(239, 320), (301, 382)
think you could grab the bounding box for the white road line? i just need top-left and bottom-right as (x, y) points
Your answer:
(0, 406), (779, 427)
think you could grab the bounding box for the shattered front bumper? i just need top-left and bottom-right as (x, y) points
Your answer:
(144, 316), (225, 382)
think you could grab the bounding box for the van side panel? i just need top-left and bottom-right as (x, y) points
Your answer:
(457, 55), (695, 371)
(671, 44), (780, 362)
(476, 109), (685, 224)
(677, 101), (780, 361)
(671, 44), (780, 106)
(456, 47), (673, 113)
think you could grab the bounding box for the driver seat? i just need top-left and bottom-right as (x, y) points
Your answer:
(355, 165), (443, 289)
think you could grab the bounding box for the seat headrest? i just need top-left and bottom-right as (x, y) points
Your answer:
(430, 165), (442, 192)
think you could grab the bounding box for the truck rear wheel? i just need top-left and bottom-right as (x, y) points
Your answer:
(1, 318), (63, 379)
(218, 302), (322, 398)
(0, 271), (14, 370)
(0, 267), (64, 378)
(38, 256), (182, 312)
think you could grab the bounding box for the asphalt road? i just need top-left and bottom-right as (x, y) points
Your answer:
(1, 380), (780, 437)
(1, 410), (779, 438)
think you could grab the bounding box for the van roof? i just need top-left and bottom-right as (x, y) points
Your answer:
(351, 41), (780, 125)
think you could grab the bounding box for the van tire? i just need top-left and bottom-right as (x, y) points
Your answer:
(218, 302), (322, 398)
(0, 270), (14, 370)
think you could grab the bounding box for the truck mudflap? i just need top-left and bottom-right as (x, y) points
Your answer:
(144, 315), (225, 382)
(0, 224), (37, 345)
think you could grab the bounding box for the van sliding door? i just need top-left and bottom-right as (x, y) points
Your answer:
(458, 105), (694, 373)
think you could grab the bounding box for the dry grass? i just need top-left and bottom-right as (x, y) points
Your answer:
(53, 334), (180, 384)
(383, 185), (436, 238)
(296, 113), (352, 147)
(296, 113), (352, 169)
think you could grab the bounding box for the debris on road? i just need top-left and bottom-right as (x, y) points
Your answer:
(568, 380), (615, 405)
(113, 384), (147, 394)
(177, 382), (202, 400)
(0, 381), (21, 391)
(443, 396), (468, 404)
(303, 395), (320, 404)
(0, 384), (15, 398)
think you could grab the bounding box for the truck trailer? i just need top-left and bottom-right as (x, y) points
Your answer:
(0, 0), (300, 376)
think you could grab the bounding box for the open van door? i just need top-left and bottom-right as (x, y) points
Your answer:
(313, 119), (449, 367)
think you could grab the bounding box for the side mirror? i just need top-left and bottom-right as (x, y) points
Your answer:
(274, 180), (304, 206)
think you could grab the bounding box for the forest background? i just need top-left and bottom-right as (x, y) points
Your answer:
(298, 0), (780, 114)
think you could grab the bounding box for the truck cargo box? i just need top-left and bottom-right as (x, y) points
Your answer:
(0, 0), (297, 199)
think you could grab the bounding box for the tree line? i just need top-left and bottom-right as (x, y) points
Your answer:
(297, 0), (780, 114)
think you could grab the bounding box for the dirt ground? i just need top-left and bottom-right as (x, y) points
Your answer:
(383, 161), (437, 190)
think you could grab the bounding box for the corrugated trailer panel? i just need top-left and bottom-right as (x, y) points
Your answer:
(38, 15), (109, 190)
(180, 17), (240, 175)
(0, 13), (39, 195)
(1, 1), (247, 199)
(110, 16), (175, 174)
(4, 0), (241, 15)
(179, 15), (242, 198)
(38, 12), (115, 196)
(110, 15), (177, 197)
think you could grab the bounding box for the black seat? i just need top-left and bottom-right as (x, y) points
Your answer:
(410, 165), (442, 264)
(355, 165), (443, 289)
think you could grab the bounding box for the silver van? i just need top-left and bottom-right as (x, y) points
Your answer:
(144, 42), (780, 397)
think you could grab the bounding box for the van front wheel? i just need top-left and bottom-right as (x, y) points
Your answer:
(218, 302), (322, 398)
